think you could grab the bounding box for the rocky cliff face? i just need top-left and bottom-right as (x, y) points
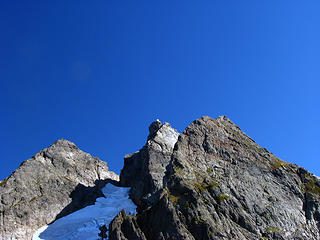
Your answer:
(1, 116), (319, 240)
(112, 116), (320, 240)
(120, 120), (179, 207)
(0, 139), (118, 240)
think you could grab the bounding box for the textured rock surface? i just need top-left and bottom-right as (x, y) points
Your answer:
(109, 209), (147, 240)
(1, 117), (320, 240)
(0, 139), (118, 240)
(114, 116), (320, 239)
(120, 120), (179, 207)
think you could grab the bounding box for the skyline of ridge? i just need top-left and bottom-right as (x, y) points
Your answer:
(1, 1), (319, 179)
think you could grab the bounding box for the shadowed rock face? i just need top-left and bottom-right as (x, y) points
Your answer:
(113, 116), (320, 240)
(0, 139), (118, 240)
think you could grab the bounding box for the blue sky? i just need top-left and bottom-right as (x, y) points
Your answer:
(1, 1), (319, 179)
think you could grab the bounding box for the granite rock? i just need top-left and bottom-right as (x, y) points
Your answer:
(120, 120), (179, 207)
(0, 139), (118, 240)
(114, 116), (320, 240)
(2, 116), (320, 240)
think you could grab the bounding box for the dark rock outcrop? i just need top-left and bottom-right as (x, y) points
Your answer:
(109, 209), (147, 240)
(114, 116), (320, 240)
(0, 139), (118, 240)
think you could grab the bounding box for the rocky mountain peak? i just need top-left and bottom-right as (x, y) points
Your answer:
(48, 139), (79, 151)
(114, 116), (320, 240)
(1, 116), (320, 240)
(147, 119), (162, 140)
(0, 139), (118, 240)
(120, 120), (179, 206)
(147, 120), (179, 152)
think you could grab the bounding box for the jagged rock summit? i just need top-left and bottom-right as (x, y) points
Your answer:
(113, 116), (320, 240)
(1, 116), (320, 240)
(120, 120), (179, 206)
(0, 139), (118, 240)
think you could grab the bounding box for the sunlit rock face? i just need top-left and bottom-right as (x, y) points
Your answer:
(0, 139), (118, 240)
(32, 184), (136, 240)
(113, 116), (320, 240)
(120, 120), (179, 207)
(1, 116), (320, 240)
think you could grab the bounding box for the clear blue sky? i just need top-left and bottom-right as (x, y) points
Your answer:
(1, 1), (319, 179)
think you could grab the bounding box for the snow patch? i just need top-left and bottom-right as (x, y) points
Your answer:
(32, 184), (136, 240)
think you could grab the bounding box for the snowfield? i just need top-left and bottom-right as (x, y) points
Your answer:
(32, 184), (136, 240)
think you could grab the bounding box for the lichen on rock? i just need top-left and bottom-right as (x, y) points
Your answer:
(114, 116), (320, 240)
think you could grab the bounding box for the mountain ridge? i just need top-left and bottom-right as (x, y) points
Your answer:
(114, 116), (320, 240)
(0, 139), (118, 240)
(1, 116), (319, 240)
